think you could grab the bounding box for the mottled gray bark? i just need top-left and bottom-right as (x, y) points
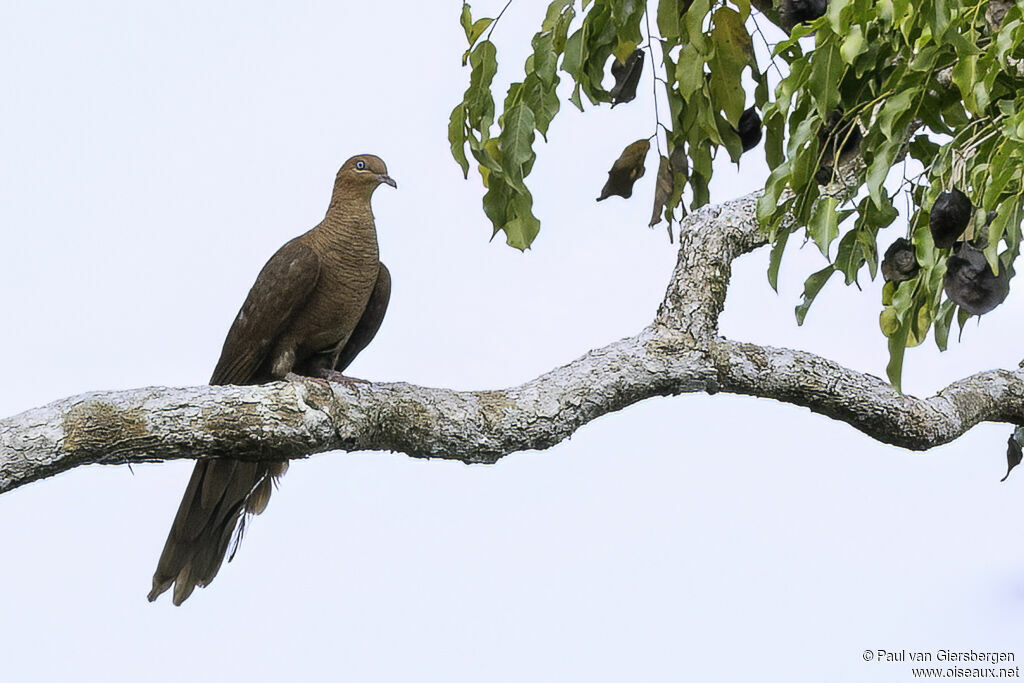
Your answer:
(2, 186), (1022, 495)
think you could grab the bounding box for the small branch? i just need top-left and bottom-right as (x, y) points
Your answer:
(656, 192), (767, 336)
(643, 4), (664, 157)
(714, 339), (1024, 450)
(484, 0), (514, 41)
(750, 13), (786, 80)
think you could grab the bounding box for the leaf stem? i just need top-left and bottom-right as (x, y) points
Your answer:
(484, 0), (514, 42)
(750, 13), (785, 80)
(643, 4), (664, 157)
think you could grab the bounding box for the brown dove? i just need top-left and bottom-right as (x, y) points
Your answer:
(148, 154), (396, 605)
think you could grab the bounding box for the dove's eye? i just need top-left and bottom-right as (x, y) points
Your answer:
(355, 160), (366, 170)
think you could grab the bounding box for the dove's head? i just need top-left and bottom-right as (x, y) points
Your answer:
(334, 154), (397, 200)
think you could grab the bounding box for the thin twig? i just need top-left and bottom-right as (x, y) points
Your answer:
(643, 5), (664, 157)
(484, 0), (514, 41)
(750, 13), (785, 80)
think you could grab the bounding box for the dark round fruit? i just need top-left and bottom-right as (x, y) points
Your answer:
(929, 188), (972, 248)
(737, 107), (762, 153)
(943, 243), (1010, 315)
(881, 238), (919, 283)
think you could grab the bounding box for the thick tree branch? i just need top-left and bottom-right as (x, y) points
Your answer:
(714, 338), (1024, 450)
(0, 333), (715, 494)
(2, 186), (1021, 494)
(657, 193), (765, 336)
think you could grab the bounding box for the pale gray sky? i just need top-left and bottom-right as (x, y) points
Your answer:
(2, 2), (1023, 682)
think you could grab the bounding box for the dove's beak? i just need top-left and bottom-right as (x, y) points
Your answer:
(378, 174), (397, 188)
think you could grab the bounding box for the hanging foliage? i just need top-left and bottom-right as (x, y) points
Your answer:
(449, 0), (1024, 390)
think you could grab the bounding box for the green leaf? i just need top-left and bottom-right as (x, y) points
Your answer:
(866, 139), (900, 209)
(877, 88), (916, 140)
(709, 6), (753, 125)
(856, 191), (899, 235)
(885, 321), (909, 392)
(879, 306), (899, 336)
(808, 196), (840, 257)
(990, 195), (1024, 256)
(576, 1), (617, 104)
(840, 25), (865, 64)
(908, 44), (941, 72)
(933, 298), (955, 351)
(521, 77), (560, 139)
(767, 225), (791, 291)
(883, 271), (926, 389)
(471, 137), (503, 187)
(551, 4), (576, 52)
(983, 142), (1021, 209)
(481, 173), (512, 232)
(657, 0), (682, 40)
(465, 41), (498, 130)
(956, 305), (971, 335)
(908, 134), (940, 165)
(711, 6), (753, 64)
(788, 124), (822, 193)
(499, 103), (537, 192)
(467, 18), (493, 48)
(460, 3), (473, 40)
(758, 162), (792, 223)
(855, 223), (880, 279)
(447, 104), (469, 178)
(675, 44), (705, 102)
(613, 38), (638, 64)
(807, 38), (844, 118)
(569, 83), (583, 111)
(882, 280), (896, 306)
(908, 300), (931, 348)
(952, 54), (979, 113)
(834, 220), (871, 284)
(763, 108), (785, 170)
(502, 81), (523, 114)
(826, 0), (852, 33)
(928, 0), (950, 42)
(504, 189), (541, 250)
(683, 0), (712, 46)
(460, 4), (493, 63)
(561, 28), (586, 86)
(795, 266), (836, 325)
(542, 0), (575, 31)
(611, 0), (645, 56)
(530, 32), (559, 86)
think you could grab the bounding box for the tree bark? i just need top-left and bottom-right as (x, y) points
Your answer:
(2, 188), (1022, 495)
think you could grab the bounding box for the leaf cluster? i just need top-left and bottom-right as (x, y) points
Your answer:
(450, 1), (580, 249)
(759, 0), (1024, 388)
(450, 0), (769, 247)
(448, 0), (1024, 390)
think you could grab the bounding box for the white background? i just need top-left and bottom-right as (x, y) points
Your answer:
(1, 2), (1023, 681)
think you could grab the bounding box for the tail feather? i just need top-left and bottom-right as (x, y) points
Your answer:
(246, 476), (274, 515)
(171, 564), (195, 605)
(200, 458), (238, 512)
(148, 458), (287, 604)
